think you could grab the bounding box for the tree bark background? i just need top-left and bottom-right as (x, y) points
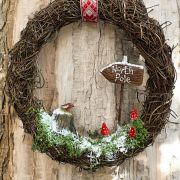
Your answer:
(0, 0), (180, 180)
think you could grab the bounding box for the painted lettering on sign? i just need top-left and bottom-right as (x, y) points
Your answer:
(101, 62), (144, 86)
(112, 65), (135, 84)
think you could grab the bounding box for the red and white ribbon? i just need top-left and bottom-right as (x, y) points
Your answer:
(80, 0), (98, 22)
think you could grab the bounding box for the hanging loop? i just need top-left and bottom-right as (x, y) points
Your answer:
(80, 0), (98, 22)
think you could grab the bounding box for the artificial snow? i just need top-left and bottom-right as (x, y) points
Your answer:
(100, 55), (144, 73)
(39, 109), (129, 161)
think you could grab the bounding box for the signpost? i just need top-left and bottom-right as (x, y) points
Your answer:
(100, 56), (144, 86)
(100, 56), (144, 124)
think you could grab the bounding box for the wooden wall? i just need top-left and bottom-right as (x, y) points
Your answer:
(0, 0), (180, 180)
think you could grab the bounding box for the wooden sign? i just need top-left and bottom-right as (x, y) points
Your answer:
(100, 61), (144, 86)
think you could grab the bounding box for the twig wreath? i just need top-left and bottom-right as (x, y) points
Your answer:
(6, 0), (176, 170)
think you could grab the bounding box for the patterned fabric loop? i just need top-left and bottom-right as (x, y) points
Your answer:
(80, 0), (98, 22)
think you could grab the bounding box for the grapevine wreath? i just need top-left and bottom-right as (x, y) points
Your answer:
(6, 0), (176, 170)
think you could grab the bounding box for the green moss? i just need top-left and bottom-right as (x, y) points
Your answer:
(28, 108), (148, 163)
(125, 118), (148, 148)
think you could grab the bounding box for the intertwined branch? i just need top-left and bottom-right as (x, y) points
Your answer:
(6, 0), (176, 170)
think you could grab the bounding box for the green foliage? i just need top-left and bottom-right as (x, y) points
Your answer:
(125, 118), (148, 149)
(29, 108), (148, 164)
(102, 143), (118, 156)
(88, 130), (101, 139)
(29, 109), (84, 157)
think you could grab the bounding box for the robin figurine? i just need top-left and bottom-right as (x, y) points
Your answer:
(52, 103), (76, 133)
